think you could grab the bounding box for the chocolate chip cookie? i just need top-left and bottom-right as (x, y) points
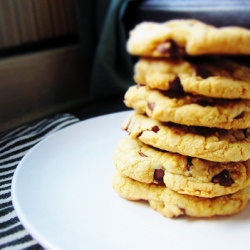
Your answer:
(113, 18), (250, 219)
(113, 173), (250, 218)
(114, 137), (250, 198)
(123, 112), (250, 162)
(134, 57), (250, 99)
(124, 85), (250, 129)
(127, 19), (250, 57)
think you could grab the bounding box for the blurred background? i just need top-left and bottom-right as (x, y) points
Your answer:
(0, 0), (249, 132)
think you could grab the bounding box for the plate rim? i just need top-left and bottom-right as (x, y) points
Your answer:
(11, 111), (131, 249)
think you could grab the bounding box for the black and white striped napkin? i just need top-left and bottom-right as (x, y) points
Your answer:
(0, 113), (79, 250)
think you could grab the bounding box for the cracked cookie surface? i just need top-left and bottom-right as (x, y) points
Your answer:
(123, 112), (250, 162)
(114, 137), (250, 198)
(124, 85), (250, 129)
(113, 173), (250, 218)
(134, 57), (250, 99)
(127, 19), (250, 57)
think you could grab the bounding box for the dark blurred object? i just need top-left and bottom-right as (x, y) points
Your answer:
(0, 0), (84, 133)
(124, 0), (250, 33)
(2, 0), (250, 132)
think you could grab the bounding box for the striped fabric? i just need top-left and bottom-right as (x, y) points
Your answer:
(0, 113), (79, 250)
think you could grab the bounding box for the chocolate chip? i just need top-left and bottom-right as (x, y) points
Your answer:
(157, 40), (184, 58)
(178, 207), (186, 217)
(137, 131), (143, 138)
(189, 126), (218, 136)
(244, 129), (250, 138)
(167, 122), (226, 137)
(162, 90), (185, 98)
(152, 126), (160, 133)
(138, 151), (148, 157)
(191, 95), (227, 107)
(195, 66), (214, 78)
(194, 97), (218, 107)
(169, 77), (184, 92)
(154, 169), (165, 185)
(157, 41), (173, 54)
(193, 96), (240, 107)
(234, 112), (244, 119)
(187, 157), (193, 171)
(211, 169), (234, 187)
(123, 118), (131, 132)
(147, 102), (155, 111)
(136, 83), (145, 88)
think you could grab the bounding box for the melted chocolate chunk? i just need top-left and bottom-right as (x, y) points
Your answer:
(154, 169), (165, 185)
(123, 118), (131, 132)
(162, 90), (186, 98)
(188, 126), (218, 136)
(235, 112), (245, 119)
(211, 169), (234, 187)
(194, 97), (219, 107)
(195, 65), (214, 78)
(178, 207), (186, 217)
(138, 151), (148, 157)
(147, 102), (155, 111)
(192, 96), (233, 107)
(244, 129), (250, 138)
(166, 122), (219, 136)
(136, 83), (145, 88)
(152, 125), (160, 133)
(169, 77), (184, 92)
(187, 157), (193, 171)
(137, 131), (143, 138)
(157, 40), (184, 58)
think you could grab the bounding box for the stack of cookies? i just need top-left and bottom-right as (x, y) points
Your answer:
(113, 19), (250, 218)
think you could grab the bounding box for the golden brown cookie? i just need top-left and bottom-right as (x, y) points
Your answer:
(123, 112), (250, 162)
(124, 85), (250, 129)
(127, 19), (250, 57)
(114, 137), (250, 198)
(134, 57), (250, 99)
(113, 173), (250, 218)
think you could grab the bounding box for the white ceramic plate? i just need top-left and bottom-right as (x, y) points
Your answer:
(12, 111), (250, 250)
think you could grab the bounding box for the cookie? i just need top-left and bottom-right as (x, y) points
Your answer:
(113, 173), (250, 218)
(123, 112), (250, 162)
(127, 19), (250, 57)
(114, 137), (250, 198)
(124, 85), (250, 129)
(134, 57), (250, 99)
